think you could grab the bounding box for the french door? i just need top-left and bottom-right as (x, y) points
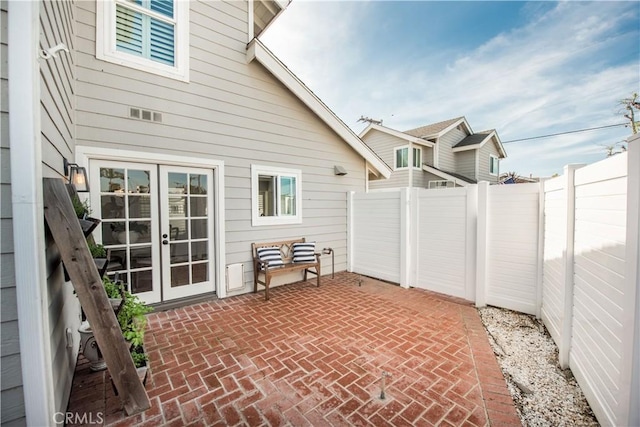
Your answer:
(90, 161), (215, 304)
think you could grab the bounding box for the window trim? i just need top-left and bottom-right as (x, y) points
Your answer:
(412, 146), (422, 169)
(251, 165), (302, 226)
(395, 145), (422, 170)
(489, 154), (499, 176)
(96, 0), (190, 81)
(394, 146), (409, 170)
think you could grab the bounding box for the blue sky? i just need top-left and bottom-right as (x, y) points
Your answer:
(262, 1), (639, 177)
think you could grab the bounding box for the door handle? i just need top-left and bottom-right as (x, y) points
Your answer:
(162, 240), (169, 245)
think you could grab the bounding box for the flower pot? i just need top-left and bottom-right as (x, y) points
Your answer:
(78, 321), (106, 371)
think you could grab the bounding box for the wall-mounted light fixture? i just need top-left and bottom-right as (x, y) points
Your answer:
(334, 165), (347, 176)
(63, 158), (89, 192)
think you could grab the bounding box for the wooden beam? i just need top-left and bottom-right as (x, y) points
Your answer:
(43, 178), (150, 415)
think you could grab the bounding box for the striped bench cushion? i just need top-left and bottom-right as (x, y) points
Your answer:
(256, 246), (284, 268)
(292, 242), (316, 263)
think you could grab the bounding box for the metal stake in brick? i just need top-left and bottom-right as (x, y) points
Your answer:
(380, 371), (391, 400)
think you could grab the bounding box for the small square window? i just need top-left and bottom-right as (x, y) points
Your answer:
(252, 165), (302, 226)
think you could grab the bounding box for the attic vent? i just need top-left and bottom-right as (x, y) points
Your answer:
(129, 106), (163, 123)
(129, 108), (141, 119)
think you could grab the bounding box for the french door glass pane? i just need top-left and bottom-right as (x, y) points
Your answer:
(99, 167), (154, 296)
(166, 171), (212, 289)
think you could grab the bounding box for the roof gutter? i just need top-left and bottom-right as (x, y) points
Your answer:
(246, 39), (391, 179)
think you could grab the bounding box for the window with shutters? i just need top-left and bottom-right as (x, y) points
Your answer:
(96, 0), (189, 81)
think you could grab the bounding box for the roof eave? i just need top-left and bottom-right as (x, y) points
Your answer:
(359, 123), (435, 147)
(247, 39), (392, 179)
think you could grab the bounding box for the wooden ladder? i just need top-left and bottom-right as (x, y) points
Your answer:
(43, 178), (150, 415)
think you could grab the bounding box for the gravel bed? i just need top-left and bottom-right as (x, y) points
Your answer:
(478, 306), (599, 427)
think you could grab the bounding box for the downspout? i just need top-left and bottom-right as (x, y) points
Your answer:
(8, 1), (56, 424)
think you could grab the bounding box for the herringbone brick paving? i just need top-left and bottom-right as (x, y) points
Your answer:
(67, 272), (521, 426)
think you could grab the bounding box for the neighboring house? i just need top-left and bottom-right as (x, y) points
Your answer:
(2, 1), (390, 424)
(360, 116), (507, 190)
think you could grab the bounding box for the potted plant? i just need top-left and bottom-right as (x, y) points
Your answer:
(116, 289), (153, 382)
(72, 195), (100, 237)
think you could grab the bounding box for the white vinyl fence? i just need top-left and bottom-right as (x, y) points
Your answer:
(347, 134), (640, 427)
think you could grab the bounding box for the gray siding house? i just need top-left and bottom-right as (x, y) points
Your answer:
(2, 0), (390, 424)
(361, 117), (507, 190)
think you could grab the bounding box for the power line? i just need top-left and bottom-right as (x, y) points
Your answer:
(502, 123), (628, 144)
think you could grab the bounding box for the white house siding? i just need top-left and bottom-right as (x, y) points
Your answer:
(412, 167), (427, 188)
(1, 3), (26, 424)
(540, 176), (567, 349)
(436, 126), (466, 172)
(40, 0), (81, 417)
(571, 155), (627, 426)
(455, 149), (476, 182)
(485, 183), (540, 315)
(477, 140), (501, 183)
(361, 129), (409, 190)
(75, 0), (367, 294)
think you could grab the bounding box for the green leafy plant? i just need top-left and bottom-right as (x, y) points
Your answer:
(72, 195), (91, 219)
(88, 242), (107, 258)
(102, 276), (122, 299)
(130, 345), (148, 368)
(117, 290), (153, 349)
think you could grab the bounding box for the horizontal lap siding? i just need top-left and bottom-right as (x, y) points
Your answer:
(436, 127), (466, 172)
(571, 154), (627, 427)
(76, 0), (366, 293)
(362, 129), (408, 190)
(351, 192), (402, 283)
(40, 0), (80, 417)
(415, 188), (468, 298)
(486, 184), (539, 314)
(477, 141), (501, 183)
(541, 176), (566, 347)
(455, 150), (475, 182)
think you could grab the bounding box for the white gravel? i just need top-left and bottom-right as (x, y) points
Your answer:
(478, 306), (599, 427)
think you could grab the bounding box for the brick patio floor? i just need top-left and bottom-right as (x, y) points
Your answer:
(67, 272), (521, 426)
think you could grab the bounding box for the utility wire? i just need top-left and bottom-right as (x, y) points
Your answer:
(502, 123), (628, 144)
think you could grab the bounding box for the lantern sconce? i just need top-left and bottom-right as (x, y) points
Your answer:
(63, 158), (89, 192)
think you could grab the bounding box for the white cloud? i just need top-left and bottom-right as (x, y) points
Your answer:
(263, 1), (638, 177)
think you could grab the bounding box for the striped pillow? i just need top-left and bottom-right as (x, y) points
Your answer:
(292, 242), (316, 263)
(256, 247), (284, 268)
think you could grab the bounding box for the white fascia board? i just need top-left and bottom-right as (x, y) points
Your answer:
(247, 39), (391, 178)
(359, 123), (435, 147)
(422, 165), (470, 187)
(494, 133), (507, 158)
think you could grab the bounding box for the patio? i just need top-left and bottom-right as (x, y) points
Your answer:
(66, 272), (520, 426)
